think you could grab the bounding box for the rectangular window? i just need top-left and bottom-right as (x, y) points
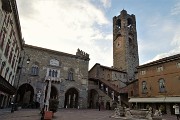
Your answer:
(68, 72), (73, 80)
(4, 41), (10, 57)
(6, 15), (10, 27)
(8, 50), (13, 64)
(159, 79), (166, 93)
(0, 10), (3, 24)
(0, 30), (2, 46)
(31, 66), (39, 76)
(12, 55), (16, 68)
(157, 66), (163, 72)
(177, 62), (180, 68)
(131, 91), (134, 96)
(14, 59), (18, 71)
(0, 30), (5, 49)
(140, 70), (146, 75)
(142, 81), (147, 94)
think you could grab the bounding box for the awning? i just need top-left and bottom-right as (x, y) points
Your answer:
(165, 97), (180, 103)
(0, 75), (16, 95)
(129, 97), (165, 103)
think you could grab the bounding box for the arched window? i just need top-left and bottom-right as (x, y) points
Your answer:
(31, 65), (39, 76)
(55, 71), (58, 77)
(68, 68), (73, 80)
(49, 69), (51, 76)
(48, 69), (58, 78)
(159, 78), (165, 93)
(142, 81), (147, 94)
(52, 70), (55, 77)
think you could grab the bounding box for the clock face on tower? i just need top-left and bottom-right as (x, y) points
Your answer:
(116, 41), (121, 48)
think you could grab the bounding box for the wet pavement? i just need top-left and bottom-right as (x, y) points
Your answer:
(0, 108), (177, 120)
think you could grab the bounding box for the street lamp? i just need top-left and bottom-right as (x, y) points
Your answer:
(112, 91), (114, 101)
(26, 58), (30, 64)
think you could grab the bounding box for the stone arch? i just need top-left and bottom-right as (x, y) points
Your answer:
(50, 85), (58, 99)
(100, 101), (105, 109)
(111, 102), (117, 110)
(16, 83), (34, 108)
(64, 87), (79, 108)
(106, 101), (111, 110)
(88, 89), (99, 109)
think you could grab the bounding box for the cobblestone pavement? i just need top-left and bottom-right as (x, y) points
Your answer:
(0, 108), (178, 120)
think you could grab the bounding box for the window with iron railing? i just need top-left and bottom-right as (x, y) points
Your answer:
(159, 78), (166, 93)
(177, 62), (180, 68)
(142, 81), (147, 94)
(157, 66), (163, 72)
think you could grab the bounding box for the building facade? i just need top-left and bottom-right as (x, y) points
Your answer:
(88, 63), (129, 109)
(88, 10), (139, 109)
(15, 44), (89, 109)
(129, 54), (180, 114)
(0, 0), (23, 108)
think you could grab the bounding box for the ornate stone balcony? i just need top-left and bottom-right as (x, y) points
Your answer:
(45, 76), (62, 84)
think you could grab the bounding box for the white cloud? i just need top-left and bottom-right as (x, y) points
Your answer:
(171, 32), (180, 46)
(144, 47), (180, 64)
(99, 0), (111, 8)
(16, 0), (112, 69)
(138, 9), (180, 65)
(141, 23), (180, 64)
(171, 2), (180, 15)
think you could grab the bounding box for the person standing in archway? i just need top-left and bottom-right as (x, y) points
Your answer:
(98, 102), (101, 111)
(173, 104), (180, 120)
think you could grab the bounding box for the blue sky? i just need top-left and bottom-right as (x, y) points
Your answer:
(16, 0), (180, 69)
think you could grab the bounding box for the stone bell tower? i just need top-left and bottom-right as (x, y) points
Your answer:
(113, 9), (139, 81)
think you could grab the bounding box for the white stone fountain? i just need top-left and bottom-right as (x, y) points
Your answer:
(111, 105), (163, 120)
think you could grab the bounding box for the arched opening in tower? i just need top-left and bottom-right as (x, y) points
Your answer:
(127, 18), (132, 28)
(116, 19), (121, 29)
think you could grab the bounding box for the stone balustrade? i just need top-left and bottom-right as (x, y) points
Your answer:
(45, 76), (62, 84)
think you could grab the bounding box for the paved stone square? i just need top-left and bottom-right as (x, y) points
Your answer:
(0, 108), (177, 120)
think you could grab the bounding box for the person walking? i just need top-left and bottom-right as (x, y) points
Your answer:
(173, 104), (180, 120)
(98, 102), (101, 111)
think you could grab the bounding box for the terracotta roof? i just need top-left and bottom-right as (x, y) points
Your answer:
(89, 63), (126, 73)
(100, 64), (126, 73)
(138, 54), (180, 69)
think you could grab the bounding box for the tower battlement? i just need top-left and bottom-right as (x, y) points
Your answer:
(76, 48), (89, 60)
